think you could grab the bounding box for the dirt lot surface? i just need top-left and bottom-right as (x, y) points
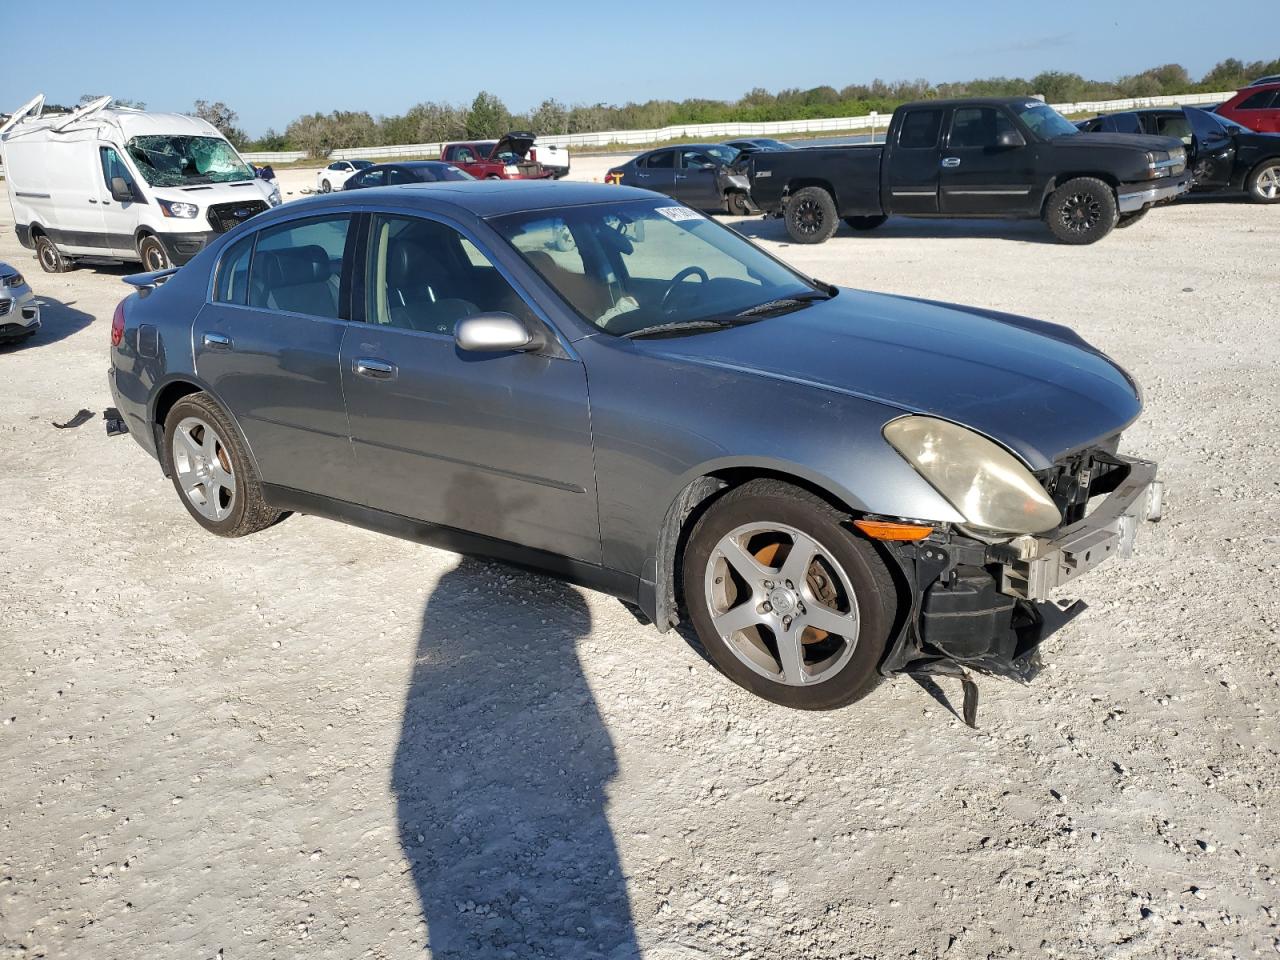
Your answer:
(2, 163), (1278, 960)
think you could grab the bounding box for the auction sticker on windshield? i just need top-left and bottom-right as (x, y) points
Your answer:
(655, 206), (704, 222)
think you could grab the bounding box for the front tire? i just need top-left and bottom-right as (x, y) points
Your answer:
(843, 215), (888, 231)
(784, 186), (839, 244)
(1115, 208), (1149, 228)
(138, 235), (170, 271)
(681, 480), (899, 710)
(163, 393), (282, 538)
(320, 179), (332, 193)
(1246, 160), (1280, 203)
(1044, 177), (1117, 244)
(35, 234), (70, 273)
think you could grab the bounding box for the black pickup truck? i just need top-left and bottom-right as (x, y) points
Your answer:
(748, 97), (1191, 244)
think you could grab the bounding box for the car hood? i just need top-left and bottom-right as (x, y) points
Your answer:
(1060, 131), (1184, 154)
(644, 289), (1142, 469)
(490, 132), (536, 160)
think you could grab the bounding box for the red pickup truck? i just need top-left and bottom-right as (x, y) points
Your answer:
(440, 132), (553, 180)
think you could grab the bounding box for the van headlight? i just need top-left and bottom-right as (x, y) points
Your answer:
(883, 416), (1062, 534)
(157, 199), (198, 219)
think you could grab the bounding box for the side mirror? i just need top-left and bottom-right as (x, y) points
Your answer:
(110, 176), (134, 202)
(454, 312), (545, 353)
(699, 162), (717, 170)
(996, 130), (1026, 149)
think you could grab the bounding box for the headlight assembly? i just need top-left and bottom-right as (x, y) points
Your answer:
(157, 199), (198, 219)
(883, 416), (1062, 535)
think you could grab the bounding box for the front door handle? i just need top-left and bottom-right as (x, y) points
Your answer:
(941, 157), (961, 168)
(202, 332), (232, 349)
(355, 358), (397, 380)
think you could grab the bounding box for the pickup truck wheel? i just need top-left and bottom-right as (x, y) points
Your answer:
(1246, 161), (1280, 203)
(682, 479), (897, 710)
(1045, 177), (1117, 244)
(1115, 208), (1149, 228)
(164, 393), (283, 538)
(725, 191), (750, 216)
(843, 215), (888, 231)
(784, 186), (839, 244)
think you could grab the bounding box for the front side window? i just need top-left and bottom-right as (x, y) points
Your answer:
(1154, 113), (1193, 143)
(679, 149), (715, 169)
(898, 109), (942, 148)
(949, 108), (1016, 149)
(248, 215), (350, 318)
(386, 167), (412, 185)
(99, 146), (136, 191)
(126, 135), (254, 187)
(364, 215), (536, 335)
(214, 233), (255, 305)
(352, 169), (385, 188)
(453, 147), (476, 163)
(1111, 113), (1142, 134)
(490, 200), (820, 337)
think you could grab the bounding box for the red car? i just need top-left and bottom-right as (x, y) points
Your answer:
(439, 132), (552, 180)
(1215, 83), (1280, 134)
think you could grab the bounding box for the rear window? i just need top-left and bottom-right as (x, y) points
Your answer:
(1238, 90), (1276, 110)
(645, 150), (675, 169)
(898, 110), (942, 149)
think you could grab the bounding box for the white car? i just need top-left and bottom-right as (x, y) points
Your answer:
(0, 263), (40, 343)
(316, 160), (373, 193)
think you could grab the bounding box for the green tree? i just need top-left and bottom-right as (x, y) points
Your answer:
(465, 91), (510, 139)
(529, 98), (569, 136)
(192, 100), (248, 148)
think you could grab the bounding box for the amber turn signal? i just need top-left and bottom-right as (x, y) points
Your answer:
(852, 518), (935, 541)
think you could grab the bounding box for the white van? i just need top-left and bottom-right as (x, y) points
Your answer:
(0, 94), (280, 272)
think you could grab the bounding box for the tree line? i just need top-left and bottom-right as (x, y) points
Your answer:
(53, 56), (1280, 157)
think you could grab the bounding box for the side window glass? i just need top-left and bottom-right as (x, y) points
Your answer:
(248, 215), (350, 318)
(1239, 91), (1274, 110)
(456, 148), (475, 163)
(214, 233), (255, 305)
(646, 150), (674, 169)
(387, 168), (410, 185)
(366, 215), (537, 334)
(1113, 113), (1142, 134)
(680, 150), (712, 169)
(897, 110), (942, 148)
(949, 108), (1014, 149)
(99, 146), (135, 189)
(357, 169), (385, 187)
(1155, 114), (1193, 143)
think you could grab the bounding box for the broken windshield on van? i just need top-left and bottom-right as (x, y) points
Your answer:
(126, 135), (254, 187)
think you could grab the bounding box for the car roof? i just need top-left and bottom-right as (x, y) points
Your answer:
(897, 96), (1046, 110)
(278, 180), (657, 218)
(365, 160), (454, 170)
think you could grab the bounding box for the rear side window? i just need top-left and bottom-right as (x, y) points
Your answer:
(248, 215), (350, 318)
(1111, 113), (1142, 134)
(948, 108), (1016, 149)
(645, 150), (674, 169)
(897, 110), (942, 148)
(1238, 90), (1276, 110)
(214, 233), (255, 305)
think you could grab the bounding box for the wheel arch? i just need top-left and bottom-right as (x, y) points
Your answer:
(785, 177), (839, 208)
(149, 375), (264, 481)
(1039, 172), (1120, 213)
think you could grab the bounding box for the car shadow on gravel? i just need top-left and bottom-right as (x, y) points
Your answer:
(731, 216), (1057, 245)
(0, 297), (94, 351)
(393, 558), (639, 958)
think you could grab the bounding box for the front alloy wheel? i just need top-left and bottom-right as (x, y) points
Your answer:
(1248, 162), (1280, 203)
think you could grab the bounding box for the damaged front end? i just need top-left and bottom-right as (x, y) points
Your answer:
(874, 451), (1163, 718)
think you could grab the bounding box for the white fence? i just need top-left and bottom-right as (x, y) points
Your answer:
(242, 91), (1234, 164)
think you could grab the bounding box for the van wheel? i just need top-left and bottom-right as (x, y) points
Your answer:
(1115, 208), (1149, 228)
(784, 186), (839, 244)
(681, 479), (899, 710)
(725, 191), (750, 216)
(138, 235), (171, 271)
(1044, 177), (1117, 244)
(1246, 161), (1280, 203)
(320, 179), (332, 193)
(163, 393), (282, 537)
(843, 215), (888, 231)
(35, 234), (70, 273)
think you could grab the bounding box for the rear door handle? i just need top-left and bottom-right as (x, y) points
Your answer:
(941, 157), (961, 168)
(355, 358), (397, 380)
(202, 332), (232, 349)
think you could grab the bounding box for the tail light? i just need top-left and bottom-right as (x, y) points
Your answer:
(110, 299), (126, 347)
(605, 171), (622, 185)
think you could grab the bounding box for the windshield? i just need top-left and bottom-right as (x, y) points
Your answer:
(1016, 103), (1079, 139)
(699, 144), (740, 165)
(126, 135), (254, 186)
(490, 200), (820, 337)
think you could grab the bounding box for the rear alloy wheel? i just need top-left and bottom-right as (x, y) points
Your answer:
(1115, 208), (1149, 228)
(682, 480), (898, 710)
(783, 186), (839, 244)
(138, 235), (170, 271)
(35, 234), (70, 273)
(1246, 161), (1280, 203)
(1044, 177), (1117, 244)
(725, 191), (750, 216)
(843, 215), (888, 231)
(320, 179), (332, 193)
(164, 393), (282, 537)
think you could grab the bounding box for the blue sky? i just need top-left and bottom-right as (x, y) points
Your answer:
(3, 0), (1272, 136)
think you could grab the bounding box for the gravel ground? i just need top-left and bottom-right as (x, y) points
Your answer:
(1, 163), (1278, 960)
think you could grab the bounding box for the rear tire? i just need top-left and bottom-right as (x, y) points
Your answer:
(138, 235), (170, 271)
(163, 393), (282, 538)
(320, 179), (332, 193)
(843, 215), (888, 231)
(725, 191), (750, 216)
(35, 234), (70, 273)
(1246, 160), (1280, 203)
(681, 479), (899, 710)
(1115, 208), (1149, 228)
(784, 186), (839, 244)
(1044, 177), (1117, 244)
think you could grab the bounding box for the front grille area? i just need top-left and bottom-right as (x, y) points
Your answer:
(1035, 439), (1127, 525)
(0, 300), (12, 316)
(207, 200), (268, 234)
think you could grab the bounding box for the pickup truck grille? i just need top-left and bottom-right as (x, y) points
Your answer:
(207, 200), (268, 234)
(1035, 439), (1127, 525)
